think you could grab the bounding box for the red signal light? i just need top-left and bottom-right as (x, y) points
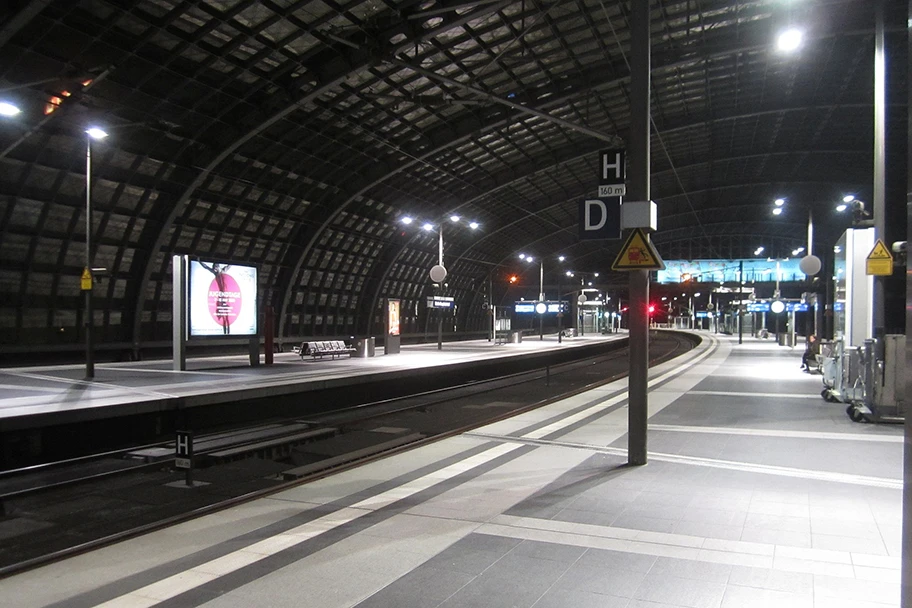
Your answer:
(648, 305), (655, 314)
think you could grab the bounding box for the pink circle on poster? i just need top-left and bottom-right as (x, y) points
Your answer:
(208, 273), (242, 328)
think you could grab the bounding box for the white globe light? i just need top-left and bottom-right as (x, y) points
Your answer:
(535, 302), (547, 314)
(771, 300), (786, 314)
(577, 294), (588, 305)
(799, 254), (822, 276)
(429, 264), (447, 283)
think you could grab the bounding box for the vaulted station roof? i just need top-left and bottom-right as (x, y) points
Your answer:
(0, 0), (907, 350)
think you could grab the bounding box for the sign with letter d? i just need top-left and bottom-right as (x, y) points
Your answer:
(579, 199), (621, 240)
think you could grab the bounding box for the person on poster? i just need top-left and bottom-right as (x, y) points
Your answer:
(388, 300), (400, 336)
(199, 261), (232, 334)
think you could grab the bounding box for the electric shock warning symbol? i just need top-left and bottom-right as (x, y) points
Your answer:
(611, 228), (665, 271)
(865, 239), (894, 276)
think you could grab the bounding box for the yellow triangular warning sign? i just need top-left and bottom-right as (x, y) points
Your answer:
(611, 228), (665, 271)
(865, 239), (894, 276)
(867, 239), (893, 261)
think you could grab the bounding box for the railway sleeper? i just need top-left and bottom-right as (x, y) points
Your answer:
(202, 427), (338, 465)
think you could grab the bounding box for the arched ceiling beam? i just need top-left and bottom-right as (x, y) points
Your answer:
(275, 94), (876, 335)
(129, 0), (515, 343)
(0, 0), (53, 51)
(388, 57), (623, 145)
(158, 4), (885, 340)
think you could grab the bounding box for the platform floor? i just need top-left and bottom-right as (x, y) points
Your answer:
(1, 332), (903, 608)
(0, 332), (623, 425)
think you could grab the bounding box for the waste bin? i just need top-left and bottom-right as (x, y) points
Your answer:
(510, 331), (522, 344)
(355, 336), (376, 357)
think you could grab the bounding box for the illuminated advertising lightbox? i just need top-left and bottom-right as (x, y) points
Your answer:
(188, 260), (258, 337)
(387, 299), (401, 336)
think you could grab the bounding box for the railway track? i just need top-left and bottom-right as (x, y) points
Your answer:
(0, 330), (696, 577)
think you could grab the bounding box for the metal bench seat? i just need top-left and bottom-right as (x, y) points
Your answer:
(294, 340), (356, 360)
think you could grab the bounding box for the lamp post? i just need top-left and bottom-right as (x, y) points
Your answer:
(518, 254), (543, 339)
(770, 198), (822, 277)
(556, 257), (565, 342)
(401, 214), (479, 350)
(83, 127), (107, 380)
(519, 253), (566, 341)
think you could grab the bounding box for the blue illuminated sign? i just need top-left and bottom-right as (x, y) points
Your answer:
(515, 301), (566, 314)
(746, 301), (809, 313)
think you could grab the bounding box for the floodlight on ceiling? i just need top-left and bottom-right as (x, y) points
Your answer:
(558, 255), (565, 262)
(777, 28), (804, 52)
(422, 223), (434, 231)
(468, 222), (479, 229)
(836, 204), (848, 212)
(843, 195), (856, 203)
(772, 208), (783, 215)
(400, 216), (413, 225)
(0, 102), (21, 117)
(86, 127), (108, 140)
(774, 198), (785, 206)
(449, 215), (460, 222)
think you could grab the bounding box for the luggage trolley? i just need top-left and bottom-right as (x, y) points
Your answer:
(822, 336), (906, 424)
(818, 337), (865, 407)
(843, 336), (906, 424)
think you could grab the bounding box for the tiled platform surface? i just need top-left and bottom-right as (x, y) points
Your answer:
(0, 333), (623, 425)
(2, 332), (903, 608)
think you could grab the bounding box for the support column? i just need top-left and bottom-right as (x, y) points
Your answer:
(627, 0), (650, 466)
(172, 255), (187, 371)
(84, 139), (95, 380)
(873, 0), (886, 344)
(901, 4), (911, 605)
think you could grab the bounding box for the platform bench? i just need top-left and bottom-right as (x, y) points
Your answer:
(293, 340), (356, 360)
